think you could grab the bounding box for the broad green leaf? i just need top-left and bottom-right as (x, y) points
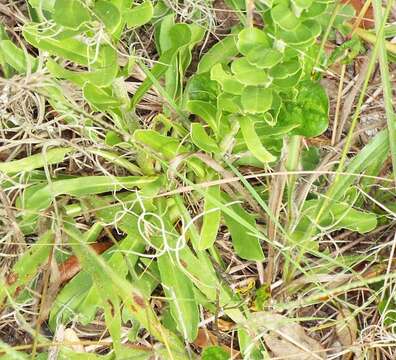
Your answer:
(269, 58), (301, 79)
(238, 116), (276, 163)
(197, 35), (238, 74)
(289, 81), (329, 137)
(24, 176), (157, 212)
(217, 93), (242, 113)
(94, 0), (122, 34)
(272, 69), (302, 88)
(0, 40), (38, 74)
(210, 63), (245, 95)
(279, 20), (321, 46)
(162, 23), (194, 100)
(191, 123), (220, 153)
(231, 58), (269, 85)
(0, 147), (72, 174)
(303, 2), (327, 17)
(53, 0), (91, 29)
(47, 46), (118, 87)
(19, 176), (157, 233)
(168, 23), (193, 50)
(28, 0), (55, 11)
(158, 252), (199, 341)
(202, 346), (229, 360)
(237, 28), (271, 56)
(198, 183), (221, 250)
(271, 3), (300, 31)
(298, 200), (377, 234)
(0, 231), (53, 303)
(301, 147), (320, 171)
(223, 195), (265, 261)
(247, 46), (283, 69)
(241, 86), (272, 114)
(185, 73), (218, 103)
(134, 130), (183, 159)
(105, 131), (123, 146)
(123, 0), (153, 28)
(83, 83), (121, 109)
(186, 100), (218, 133)
(49, 271), (92, 328)
(157, 14), (175, 53)
(23, 24), (90, 65)
(0, 26), (14, 78)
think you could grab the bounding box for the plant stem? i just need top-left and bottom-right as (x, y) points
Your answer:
(285, 135), (301, 225)
(373, 0), (396, 185)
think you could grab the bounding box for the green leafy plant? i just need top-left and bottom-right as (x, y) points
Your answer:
(1, 0), (394, 358)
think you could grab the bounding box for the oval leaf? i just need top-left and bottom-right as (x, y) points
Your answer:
(241, 86), (273, 114)
(237, 27), (271, 56)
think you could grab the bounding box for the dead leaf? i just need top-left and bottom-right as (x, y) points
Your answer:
(193, 328), (239, 358)
(341, 0), (374, 29)
(246, 312), (326, 360)
(217, 318), (235, 331)
(193, 328), (218, 348)
(336, 308), (358, 360)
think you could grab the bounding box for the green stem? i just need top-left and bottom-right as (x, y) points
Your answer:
(285, 135), (301, 225)
(373, 0), (396, 185)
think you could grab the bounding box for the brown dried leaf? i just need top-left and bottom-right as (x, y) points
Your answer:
(247, 312), (326, 360)
(193, 328), (217, 348)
